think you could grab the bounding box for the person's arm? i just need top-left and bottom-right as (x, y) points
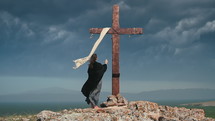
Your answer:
(104, 59), (108, 64)
(102, 59), (108, 72)
(95, 60), (108, 73)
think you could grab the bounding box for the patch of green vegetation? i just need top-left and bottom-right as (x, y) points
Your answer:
(178, 105), (215, 119)
(0, 114), (37, 121)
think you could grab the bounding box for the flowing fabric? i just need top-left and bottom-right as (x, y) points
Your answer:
(73, 27), (110, 69)
(81, 62), (107, 106)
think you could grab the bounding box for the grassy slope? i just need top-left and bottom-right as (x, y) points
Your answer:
(0, 114), (37, 121)
(177, 105), (215, 118)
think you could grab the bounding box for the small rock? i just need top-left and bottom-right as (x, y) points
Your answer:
(37, 110), (60, 121)
(101, 94), (128, 107)
(22, 118), (30, 121)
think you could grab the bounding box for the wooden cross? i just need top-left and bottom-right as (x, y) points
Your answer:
(90, 4), (143, 96)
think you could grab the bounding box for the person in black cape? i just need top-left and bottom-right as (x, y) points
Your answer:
(81, 54), (108, 109)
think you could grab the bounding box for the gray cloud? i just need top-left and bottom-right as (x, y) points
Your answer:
(0, 0), (215, 84)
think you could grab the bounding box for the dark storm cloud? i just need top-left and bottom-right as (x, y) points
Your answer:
(120, 0), (215, 55)
(114, 0), (215, 82)
(0, 0), (215, 83)
(0, 0), (114, 77)
(0, 0), (100, 23)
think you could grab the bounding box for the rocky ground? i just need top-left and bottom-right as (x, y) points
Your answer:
(0, 101), (214, 121)
(36, 101), (214, 121)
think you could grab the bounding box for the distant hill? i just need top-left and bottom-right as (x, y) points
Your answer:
(0, 88), (214, 103)
(126, 88), (215, 101)
(181, 101), (215, 106)
(0, 87), (85, 103)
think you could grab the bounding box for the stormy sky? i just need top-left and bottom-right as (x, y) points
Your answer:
(0, 0), (215, 94)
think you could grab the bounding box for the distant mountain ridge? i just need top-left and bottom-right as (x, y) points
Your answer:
(0, 88), (214, 103)
(181, 101), (215, 106)
(132, 88), (215, 101)
(23, 87), (79, 94)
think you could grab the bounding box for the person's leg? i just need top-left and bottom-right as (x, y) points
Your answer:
(88, 81), (102, 108)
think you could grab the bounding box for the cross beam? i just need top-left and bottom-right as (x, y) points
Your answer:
(89, 5), (143, 96)
(90, 28), (142, 34)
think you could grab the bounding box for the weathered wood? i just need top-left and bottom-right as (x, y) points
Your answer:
(112, 33), (120, 95)
(89, 28), (143, 34)
(89, 4), (143, 96)
(111, 5), (120, 96)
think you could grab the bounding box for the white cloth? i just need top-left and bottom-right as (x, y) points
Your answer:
(73, 27), (110, 69)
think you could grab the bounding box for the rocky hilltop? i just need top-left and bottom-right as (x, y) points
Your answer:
(37, 101), (214, 121)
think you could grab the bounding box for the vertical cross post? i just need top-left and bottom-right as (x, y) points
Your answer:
(112, 5), (120, 95)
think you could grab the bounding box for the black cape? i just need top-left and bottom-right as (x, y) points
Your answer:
(81, 61), (107, 98)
